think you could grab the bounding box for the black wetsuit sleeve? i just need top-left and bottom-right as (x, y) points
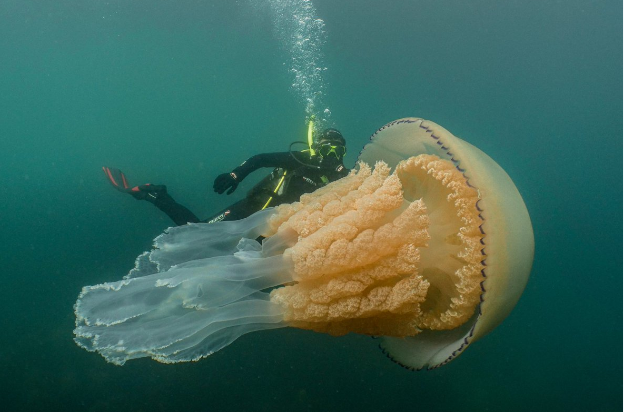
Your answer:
(230, 152), (308, 181)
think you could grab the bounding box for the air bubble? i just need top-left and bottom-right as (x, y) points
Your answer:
(265, 0), (332, 129)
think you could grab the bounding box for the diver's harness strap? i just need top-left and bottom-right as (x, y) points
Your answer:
(264, 119), (331, 210)
(261, 169), (288, 210)
(260, 165), (331, 211)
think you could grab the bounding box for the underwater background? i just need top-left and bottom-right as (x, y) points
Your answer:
(0, 0), (621, 411)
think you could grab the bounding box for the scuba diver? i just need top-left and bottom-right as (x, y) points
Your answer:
(103, 127), (350, 226)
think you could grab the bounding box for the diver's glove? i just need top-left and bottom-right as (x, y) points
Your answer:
(213, 172), (239, 195)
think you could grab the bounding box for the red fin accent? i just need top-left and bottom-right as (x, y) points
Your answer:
(103, 167), (119, 187)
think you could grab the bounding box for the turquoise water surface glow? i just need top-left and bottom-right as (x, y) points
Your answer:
(0, 1), (620, 411)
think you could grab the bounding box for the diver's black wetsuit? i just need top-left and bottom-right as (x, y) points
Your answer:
(149, 151), (349, 226)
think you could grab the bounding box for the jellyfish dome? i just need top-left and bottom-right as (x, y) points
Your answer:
(74, 118), (534, 369)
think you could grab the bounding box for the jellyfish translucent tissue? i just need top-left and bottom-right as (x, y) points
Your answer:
(74, 118), (534, 369)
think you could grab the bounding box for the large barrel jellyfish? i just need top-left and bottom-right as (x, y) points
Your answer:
(74, 118), (534, 370)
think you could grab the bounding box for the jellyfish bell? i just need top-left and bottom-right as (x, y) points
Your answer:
(357, 118), (534, 369)
(74, 118), (533, 369)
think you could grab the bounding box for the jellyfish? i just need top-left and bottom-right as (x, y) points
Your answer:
(74, 118), (534, 369)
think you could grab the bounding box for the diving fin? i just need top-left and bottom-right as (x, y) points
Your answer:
(103, 166), (132, 193)
(103, 166), (167, 200)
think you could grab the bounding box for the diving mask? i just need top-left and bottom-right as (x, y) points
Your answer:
(318, 143), (346, 159)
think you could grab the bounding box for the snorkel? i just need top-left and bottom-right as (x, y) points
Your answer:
(289, 116), (323, 169)
(307, 115), (316, 156)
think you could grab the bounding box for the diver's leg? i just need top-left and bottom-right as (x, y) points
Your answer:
(203, 198), (266, 243)
(203, 198), (258, 224)
(102, 167), (199, 226)
(142, 187), (200, 226)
